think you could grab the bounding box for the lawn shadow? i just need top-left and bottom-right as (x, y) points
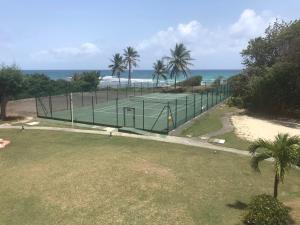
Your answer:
(226, 200), (248, 210)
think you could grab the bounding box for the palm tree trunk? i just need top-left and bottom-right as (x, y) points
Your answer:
(128, 63), (131, 86)
(274, 173), (279, 198)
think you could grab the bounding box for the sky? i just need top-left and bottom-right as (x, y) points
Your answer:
(0, 0), (299, 70)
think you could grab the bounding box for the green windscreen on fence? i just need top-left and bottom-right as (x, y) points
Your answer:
(36, 83), (231, 134)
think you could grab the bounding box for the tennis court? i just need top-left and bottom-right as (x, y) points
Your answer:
(36, 84), (230, 133)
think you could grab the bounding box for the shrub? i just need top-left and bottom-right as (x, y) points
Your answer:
(243, 194), (289, 225)
(177, 76), (202, 87)
(227, 97), (244, 108)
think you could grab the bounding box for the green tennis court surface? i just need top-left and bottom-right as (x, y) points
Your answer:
(37, 85), (230, 133)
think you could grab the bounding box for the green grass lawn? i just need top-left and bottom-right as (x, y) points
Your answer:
(214, 131), (252, 151)
(0, 129), (299, 225)
(181, 104), (236, 137)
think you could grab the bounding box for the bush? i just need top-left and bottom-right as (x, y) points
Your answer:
(243, 194), (289, 225)
(177, 76), (202, 87)
(227, 97), (244, 108)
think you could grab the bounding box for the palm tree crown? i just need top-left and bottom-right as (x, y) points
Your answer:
(249, 133), (300, 198)
(123, 46), (140, 86)
(165, 43), (193, 88)
(152, 59), (168, 87)
(109, 53), (126, 85)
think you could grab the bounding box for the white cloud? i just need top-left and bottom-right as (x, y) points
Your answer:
(137, 9), (278, 68)
(31, 42), (101, 61)
(229, 9), (276, 39)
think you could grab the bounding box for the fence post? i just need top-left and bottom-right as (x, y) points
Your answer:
(167, 102), (170, 132)
(133, 83), (136, 96)
(69, 94), (72, 121)
(141, 83), (143, 96)
(175, 99), (178, 127)
(219, 86), (222, 102)
(66, 93), (69, 110)
(81, 91), (84, 106)
(193, 94), (196, 117)
(35, 97), (39, 117)
(185, 96), (188, 121)
(201, 92), (203, 113)
(116, 98), (118, 126)
(211, 89), (214, 107)
(142, 100), (145, 130)
(106, 85), (109, 101)
(126, 85), (128, 97)
(49, 95), (53, 118)
(92, 96), (95, 124)
(206, 90), (209, 110)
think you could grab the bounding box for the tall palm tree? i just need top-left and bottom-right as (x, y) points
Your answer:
(249, 133), (300, 198)
(165, 43), (193, 88)
(152, 59), (168, 87)
(123, 46), (140, 86)
(108, 53), (126, 85)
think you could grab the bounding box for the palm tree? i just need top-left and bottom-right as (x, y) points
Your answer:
(249, 133), (300, 198)
(152, 59), (168, 87)
(123, 46), (140, 86)
(108, 53), (126, 85)
(165, 43), (193, 88)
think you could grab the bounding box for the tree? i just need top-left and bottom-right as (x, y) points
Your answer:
(165, 43), (193, 88)
(152, 59), (168, 87)
(0, 65), (23, 120)
(23, 73), (53, 97)
(123, 46), (140, 86)
(109, 53), (126, 85)
(249, 133), (300, 198)
(71, 71), (100, 92)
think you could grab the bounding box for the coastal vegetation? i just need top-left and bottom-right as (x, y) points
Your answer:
(229, 20), (300, 115)
(109, 53), (126, 85)
(152, 59), (168, 87)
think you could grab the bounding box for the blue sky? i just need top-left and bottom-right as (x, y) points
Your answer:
(0, 0), (299, 69)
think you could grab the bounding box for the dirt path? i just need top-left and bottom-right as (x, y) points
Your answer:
(202, 112), (235, 138)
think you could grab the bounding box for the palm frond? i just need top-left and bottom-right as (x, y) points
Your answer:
(250, 152), (272, 171)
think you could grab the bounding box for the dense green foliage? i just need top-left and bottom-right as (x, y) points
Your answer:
(0, 67), (100, 120)
(243, 194), (289, 225)
(229, 20), (300, 115)
(178, 75), (202, 87)
(0, 65), (23, 119)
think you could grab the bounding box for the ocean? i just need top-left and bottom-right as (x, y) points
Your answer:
(23, 69), (240, 86)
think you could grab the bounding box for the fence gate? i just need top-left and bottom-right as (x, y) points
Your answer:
(123, 107), (136, 128)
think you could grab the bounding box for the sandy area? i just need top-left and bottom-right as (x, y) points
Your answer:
(231, 115), (300, 141)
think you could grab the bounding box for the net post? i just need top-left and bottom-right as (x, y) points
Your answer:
(175, 99), (178, 127)
(142, 100), (145, 130)
(185, 96), (188, 121)
(116, 98), (119, 127)
(92, 96), (95, 124)
(106, 85), (109, 102)
(193, 94), (196, 117)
